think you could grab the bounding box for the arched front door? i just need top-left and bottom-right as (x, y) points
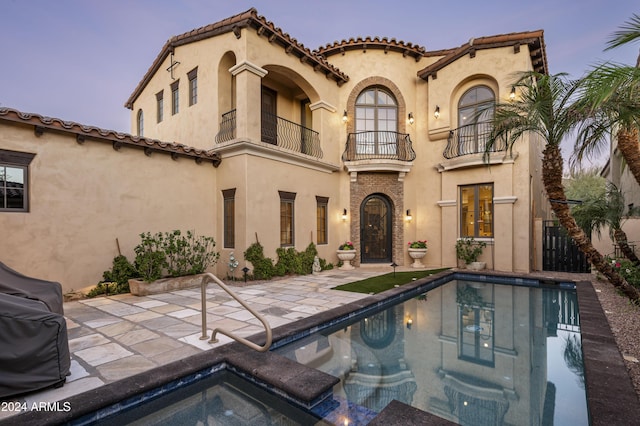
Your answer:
(361, 194), (392, 263)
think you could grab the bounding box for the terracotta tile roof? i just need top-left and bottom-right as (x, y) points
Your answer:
(417, 30), (547, 80)
(125, 8), (349, 109)
(316, 37), (426, 61)
(0, 108), (221, 166)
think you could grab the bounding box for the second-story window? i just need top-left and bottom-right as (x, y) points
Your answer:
(137, 109), (144, 136)
(188, 67), (198, 106)
(355, 87), (397, 155)
(458, 86), (495, 153)
(171, 80), (180, 115)
(156, 90), (164, 123)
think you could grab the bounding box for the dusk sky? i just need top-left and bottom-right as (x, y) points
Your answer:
(1, 1), (638, 134)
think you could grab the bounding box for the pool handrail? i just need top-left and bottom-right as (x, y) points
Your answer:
(199, 272), (272, 352)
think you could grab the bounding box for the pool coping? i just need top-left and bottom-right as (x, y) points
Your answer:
(7, 270), (640, 425)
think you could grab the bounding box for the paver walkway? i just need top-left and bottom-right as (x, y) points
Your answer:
(0, 267), (399, 422)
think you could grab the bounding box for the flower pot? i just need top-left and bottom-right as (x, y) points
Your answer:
(337, 249), (356, 270)
(467, 261), (486, 271)
(408, 248), (428, 268)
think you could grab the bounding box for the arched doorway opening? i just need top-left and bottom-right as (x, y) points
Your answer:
(360, 194), (393, 263)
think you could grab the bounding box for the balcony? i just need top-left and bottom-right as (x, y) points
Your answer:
(215, 109), (236, 143)
(443, 122), (506, 159)
(214, 110), (323, 160)
(342, 131), (416, 162)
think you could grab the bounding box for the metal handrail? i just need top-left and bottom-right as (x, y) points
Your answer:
(342, 131), (416, 162)
(443, 121), (506, 159)
(215, 109), (236, 143)
(262, 111), (323, 159)
(199, 272), (272, 352)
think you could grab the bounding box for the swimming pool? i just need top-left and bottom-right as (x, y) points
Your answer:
(274, 278), (587, 425)
(14, 270), (636, 425)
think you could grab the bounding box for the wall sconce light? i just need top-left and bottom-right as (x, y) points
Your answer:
(406, 315), (413, 329)
(406, 209), (412, 221)
(408, 112), (414, 125)
(342, 110), (348, 123)
(434, 105), (440, 119)
(510, 87), (516, 100)
(342, 208), (348, 221)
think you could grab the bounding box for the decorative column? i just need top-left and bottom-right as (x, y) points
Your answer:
(229, 61), (268, 142)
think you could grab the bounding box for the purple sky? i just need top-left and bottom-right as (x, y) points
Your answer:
(1, 1), (638, 134)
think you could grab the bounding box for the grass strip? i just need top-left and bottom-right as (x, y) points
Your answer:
(333, 268), (450, 294)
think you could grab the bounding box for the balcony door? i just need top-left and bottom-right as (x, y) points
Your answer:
(261, 86), (277, 145)
(355, 87), (398, 156)
(458, 86), (495, 153)
(360, 194), (392, 263)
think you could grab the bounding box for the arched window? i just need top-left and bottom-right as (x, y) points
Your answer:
(457, 86), (494, 153)
(137, 109), (144, 137)
(355, 87), (398, 155)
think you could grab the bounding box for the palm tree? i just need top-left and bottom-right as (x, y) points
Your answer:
(570, 182), (640, 265)
(487, 71), (640, 302)
(572, 13), (640, 188)
(572, 65), (640, 187)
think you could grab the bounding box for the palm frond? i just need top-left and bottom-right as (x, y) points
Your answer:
(605, 13), (640, 51)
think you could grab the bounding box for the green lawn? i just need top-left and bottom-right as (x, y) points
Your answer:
(333, 268), (450, 294)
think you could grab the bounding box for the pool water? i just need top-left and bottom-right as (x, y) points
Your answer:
(275, 279), (587, 425)
(98, 370), (330, 425)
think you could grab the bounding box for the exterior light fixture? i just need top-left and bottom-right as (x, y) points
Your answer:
(406, 315), (413, 329)
(342, 110), (348, 123)
(510, 87), (516, 100)
(408, 112), (414, 125)
(342, 208), (348, 221)
(406, 209), (412, 221)
(434, 105), (440, 119)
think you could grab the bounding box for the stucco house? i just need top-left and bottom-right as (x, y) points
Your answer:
(0, 8), (552, 294)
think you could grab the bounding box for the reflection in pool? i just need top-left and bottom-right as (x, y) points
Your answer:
(276, 279), (587, 425)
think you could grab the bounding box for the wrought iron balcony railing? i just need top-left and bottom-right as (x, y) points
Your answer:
(443, 122), (506, 159)
(261, 111), (323, 159)
(215, 110), (323, 159)
(215, 109), (236, 143)
(342, 131), (416, 162)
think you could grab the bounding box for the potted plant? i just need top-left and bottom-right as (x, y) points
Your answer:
(337, 241), (356, 270)
(407, 240), (428, 268)
(455, 237), (487, 270)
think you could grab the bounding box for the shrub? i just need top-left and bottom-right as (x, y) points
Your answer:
(163, 230), (219, 276)
(134, 230), (220, 282)
(455, 237), (487, 264)
(102, 255), (137, 288)
(246, 242), (330, 279)
(244, 242), (276, 280)
(134, 232), (167, 282)
(609, 257), (640, 288)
